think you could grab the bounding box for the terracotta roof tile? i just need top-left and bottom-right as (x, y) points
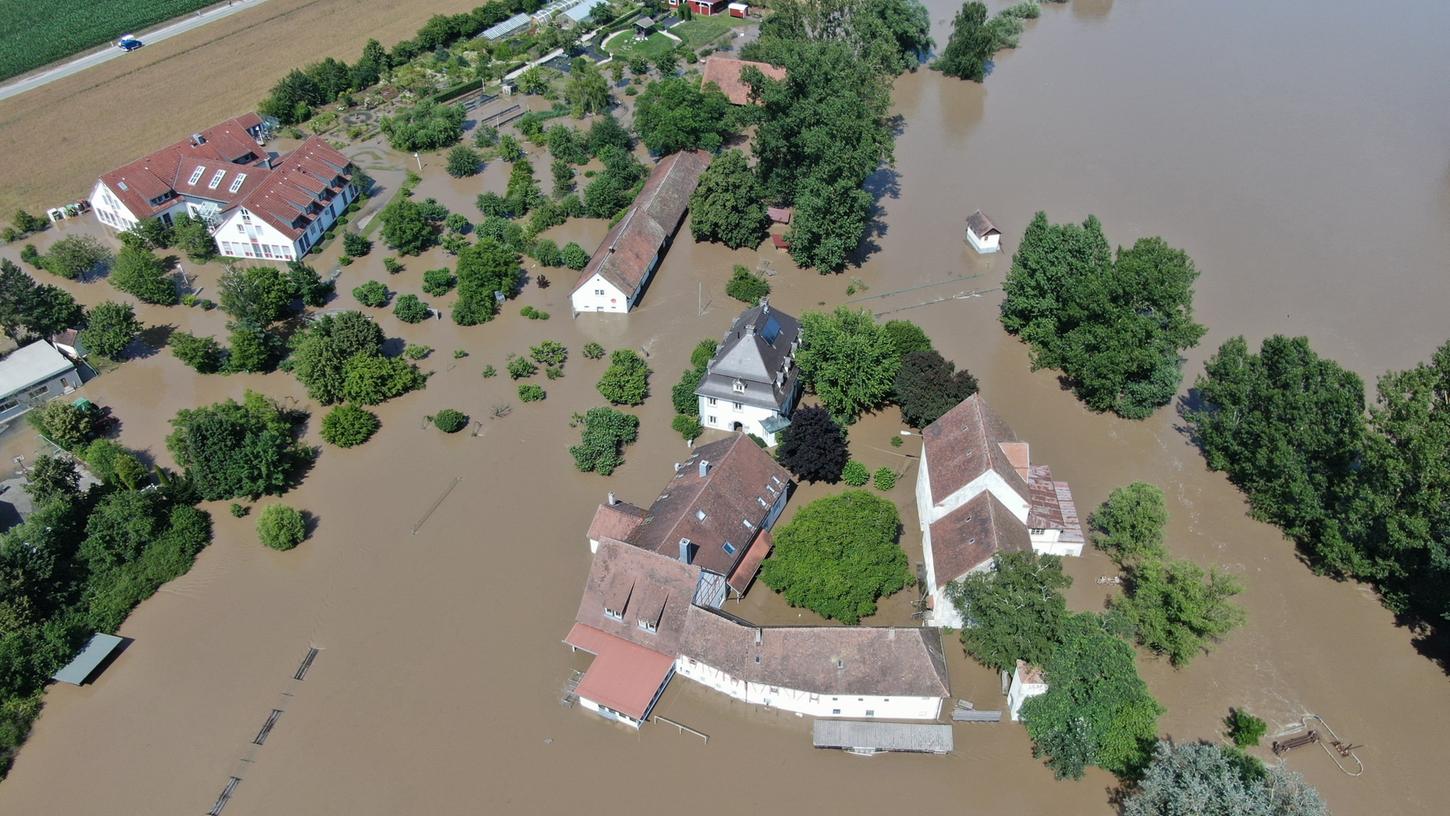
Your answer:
(928, 490), (1031, 586)
(565, 623), (676, 719)
(922, 394), (1029, 506)
(965, 210), (999, 237)
(588, 501), (647, 543)
(701, 56), (787, 105)
(574, 540), (702, 656)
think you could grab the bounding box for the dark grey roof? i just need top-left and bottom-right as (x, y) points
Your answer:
(696, 301), (802, 412)
(813, 720), (954, 753)
(965, 210), (999, 237)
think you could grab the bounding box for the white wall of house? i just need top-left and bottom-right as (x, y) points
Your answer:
(966, 228), (1001, 254)
(577, 696), (642, 729)
(1007, 666), (1048, 721)
(89, 181), (140, 232)
(214, 211), (301, 262)
(675, 657), (942, 720)
(1030, 528), (1083, 557)
(698, 397), (783, 445)
(571, 274), (631, 314)
(0, 369), (80, 424)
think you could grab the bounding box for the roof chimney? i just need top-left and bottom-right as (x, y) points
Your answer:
(754, 628), (762, 645)
(678, 538), (693, 564)
(744, 322), (756, 336)
(698, 459), (710, 478)
(191, 133), (205, 146)
(760, 298), (769, 314)
(607, 492), (617, 506)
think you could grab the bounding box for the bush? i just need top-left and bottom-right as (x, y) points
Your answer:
(321, 404), (380, 447)
(873, 467), (897, 491)
(353, 280), (390, 307)
(761, 491), (911, 624)
(842, 460), (870, 487)
(520, 305), (550, 320)
(518, 384), (546, 402)
(393, 294), (430, 323)
(432, 409), (468, 433)
(257, 504), (307, 551)
(230, 503), (249, 518)
(342, 231), (372, 257)
(725, 265), (770, 303)
(890, 435), (904, 447)
(380, 99), (466, 151)
(383, 257), (404, 275)
(531, 238), (563, 267)
(582, 342), (605, 359)
(28, 400), (104, 450)
(672, 413), (702, 441)
(597, 349), (650, 405)
(342, 355), (426, 405)
(1226, 708), (1268, 748)
(421, 268), (456, 296)
(530, 340), (568, 368)
(444, 212), (471, 234)
(561, 242), (590, 270)
(570, 407), (640, 475)
(446, 145), (482, 177)
(482, 365), (497, 378)
(404, 344), (432, 360)
(168, 331), (224, 374)
(507, 356), (537, 379)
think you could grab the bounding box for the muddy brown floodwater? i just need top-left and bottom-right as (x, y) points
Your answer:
(3, 0), (1450, 813)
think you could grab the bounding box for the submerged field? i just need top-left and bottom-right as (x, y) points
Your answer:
(0, 0), (217, 81)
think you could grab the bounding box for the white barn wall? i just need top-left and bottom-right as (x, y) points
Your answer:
(675, 658), (942, 720)
(571, 274), (630, 314)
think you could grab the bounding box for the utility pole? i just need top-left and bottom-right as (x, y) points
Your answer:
(414, 152), (422, 172)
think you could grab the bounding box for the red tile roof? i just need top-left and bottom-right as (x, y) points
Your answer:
(922, 395), (1029, 506)
(701, 56), (787, 105)
(574, 540), (703, 656)
(99, 114), (266, 219)
(571, 150), (711, 299)
(566, 623), (676, 720)
(588, 501), (647, 544)
(928, 490), (1031, 586)
(627, 435), (792, 578)
(236, 137), (352, 240)
(726, 528), (772, 595)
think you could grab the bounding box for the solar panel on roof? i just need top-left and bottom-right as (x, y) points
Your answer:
(762, 317), (781, 343)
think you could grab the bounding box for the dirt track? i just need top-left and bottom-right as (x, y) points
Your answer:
(0, 0), (481, 215)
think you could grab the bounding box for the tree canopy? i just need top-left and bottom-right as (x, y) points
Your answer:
(80, 301), (140, 359)
(380, 100), (467, 151)
(690, 150), (769, 250)
(893, 349), (978, 428)
(797, 307), (900, 422)
(219, 265), (293, 326)
(776, 406), (849, 483)
(633, 77), (735, 155)
(760, 0), (932, 76)
(1111, 557), (1244, 667)
(1021, 613), (1164, 779)
(947, 551), (1071, 672)
(565, 57), (611, 116)
(0, 259), (82, 341)
(1000, 213), (1205, 418)
(379, 197), (441, 256)
(761, 490), (911, 624)
(1123, 741), (1328, 816)
(286, 311), (386, 404)
(935, 2), (993, 81)
(596, 350), (651, 406)
(166, 391), (310, 501)
(569, 407), (640, 475)
(1090, 482), (1169, 565)
(109, 245), (177, 305)
(42, 235), (111, 281)
(453, 238), (521, 325)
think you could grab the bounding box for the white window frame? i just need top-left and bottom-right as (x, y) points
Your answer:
(228, 173), (247, 193)
(208, 169), (226, 189)
(188, 166), (205, 185)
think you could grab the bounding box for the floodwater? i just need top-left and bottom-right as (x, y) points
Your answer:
(3, 0), (1450, 813)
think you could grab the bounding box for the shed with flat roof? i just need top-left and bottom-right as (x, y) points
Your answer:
(812, 720), (954, 755)
(52, 633), (125, 685)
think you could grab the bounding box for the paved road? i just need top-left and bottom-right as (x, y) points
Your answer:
(0, 0), (269, 103)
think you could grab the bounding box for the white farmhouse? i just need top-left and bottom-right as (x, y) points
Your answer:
(915, 395), (1084, 628)
(570, 150), (711, 314)
(1006, 659), (1048, 721)
(0, 342), (80, 424)
(90, 113), (358, 263)
(964, 210), (1001, 254)
(695, 301), (802, 446)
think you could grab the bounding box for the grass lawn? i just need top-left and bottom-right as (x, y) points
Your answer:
(672, 15), (754, 49)
(603, 31), (680, 61)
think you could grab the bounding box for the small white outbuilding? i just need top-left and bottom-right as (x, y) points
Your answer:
(1007, 659), (1048, 721)
(965, 210), (1002, 254)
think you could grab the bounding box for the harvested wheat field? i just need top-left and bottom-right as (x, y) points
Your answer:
(0, 0), (482, 215)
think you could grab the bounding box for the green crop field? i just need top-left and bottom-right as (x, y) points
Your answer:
(0, 0), (218, 82)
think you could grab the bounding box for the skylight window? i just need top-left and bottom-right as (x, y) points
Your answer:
(188, 166), (206, 185)
(208, 169), (226, 189)
(228, 173), (247, 193)
(723, 541), (737, 555)
(696, 509), (707, 521)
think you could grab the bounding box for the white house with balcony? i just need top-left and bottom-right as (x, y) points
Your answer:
(695, 301), (802, 446)
(90, 113), (356, 262)
(915, 395), (1085, 628)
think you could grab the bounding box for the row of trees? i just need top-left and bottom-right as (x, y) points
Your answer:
(935, 1), (1048, 82)
(1000, 212), (1206, 419)
(1188, 335), (1450, 633)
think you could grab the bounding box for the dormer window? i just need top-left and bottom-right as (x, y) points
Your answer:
(732, 380), (746, 393)
(637, 619), (657, 633)
(603, 607), (624, 622)
(742, 519), (754, 530)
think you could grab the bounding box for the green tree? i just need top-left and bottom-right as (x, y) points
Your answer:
(561, 242), (590, 270)
(341, 354), (426, 405)
(883, 319), (932, 359)
(379, 197), (439, 256)
(517, 65), (550, 95)
(761, 491), (911, 624)
(1021, 613), (1163, 779)
(505, 158), (543, 215)
(759, 0), (933, 76)
(947, 551), (1071, 672)
(1225, 709), (1268, 748)
(587, 115), (632, 156)
(671, 413), (702, 441)
(321, 404), (380, 447)
(432, 409), (468, 433)
(0, 260), (82, 341)
(286, 312), (384, 404)
(286, 261), (333, 307)
(776, 406), (849, 483)
(224, 324), (281, 373)
(379, 100), (466, 150)
(453, 238), (521, 325)
(596, 349), (651, 405)
(565, 57), (611, 116)
(257, 505), (307, 551)
(934, 1), (993, 81)
(634, 77), (734, 154)
(109, 245), (178, 305)
(497, 133), (524, 163)
(342, 231), (373, 257)
(1091, 482), (1169, 565)
(166, 391), (309, 501)
(168, 331), (224, 374)
(893, 350), (978, 428)
(569, 407), (640, 475)
(219, 265), (292, 325)
(725, 265), (771, 303)
(80, 301), (140, 359)
(551, 158), (576, 197)
(42, 235), (110, 280)
(22, 455), (80, 505)
(446, 145), (482, 178)
(690, 150), (768, 249)
(1124, 741), (1328, 816)
(352, 280), (389, 308)
(126, 217), (174, 250)
(84, 439), (146, 489)
(27, 400), (102, 451)
(422, 268), (455, 296)
(171, 213), (217, 261)
(797, 307), (900, 422)
(393, 294), (430, 323)
(79, 489), (168, 572)
(1111, 558), (1245, 666)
